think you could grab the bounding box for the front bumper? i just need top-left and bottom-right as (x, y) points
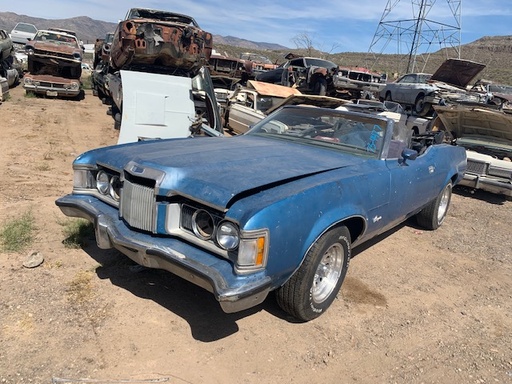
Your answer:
(459, 173), (512, 197)
(55, 194), (272, 313)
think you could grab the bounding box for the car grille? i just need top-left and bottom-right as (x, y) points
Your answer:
(120, 179), (156, 232)
(37, 81), (67, 89)
(466, 159), (488, 176)
(34, 49), (77, 61)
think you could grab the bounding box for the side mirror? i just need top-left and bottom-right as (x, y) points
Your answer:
(399, 148), (418, 165)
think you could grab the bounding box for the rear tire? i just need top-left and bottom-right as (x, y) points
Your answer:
(276, 226), (351, 322)
(414, 94), (431, 116)
(416, 182), (452, 230)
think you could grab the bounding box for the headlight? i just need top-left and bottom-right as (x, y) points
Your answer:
(192, 209), (215, 240)
(237, 229), (269, 272)
(216, 221), (239, 250)
(24, 77), (33, 85)
(109, 175), (121, 201)
(26, 48), (34, 55)
(96, 171), (110, 194)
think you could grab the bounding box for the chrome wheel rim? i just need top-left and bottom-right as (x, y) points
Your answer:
(437, 186), (451, 223)
(312, 243), (344, 304)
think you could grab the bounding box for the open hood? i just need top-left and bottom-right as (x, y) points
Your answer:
(431, 59), (485, 88)
(433, 104), (512, 142)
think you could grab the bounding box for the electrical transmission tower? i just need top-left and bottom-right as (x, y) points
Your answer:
(366, 0), (461, 75)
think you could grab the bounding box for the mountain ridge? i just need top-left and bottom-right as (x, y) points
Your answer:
(2, 11), (512, 83)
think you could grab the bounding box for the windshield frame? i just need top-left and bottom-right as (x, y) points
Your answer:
(247, 106), (393, 159)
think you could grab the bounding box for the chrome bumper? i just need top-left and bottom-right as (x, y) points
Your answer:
(55, 194), (272, 313)
(459, 173), (512, 197)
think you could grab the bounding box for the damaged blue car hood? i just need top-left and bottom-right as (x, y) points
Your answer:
(78, 135), (362, 209)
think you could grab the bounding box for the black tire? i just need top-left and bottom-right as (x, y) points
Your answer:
(276, 226), (351, 322)
(416, 182), (452, 230)
(414, 94), (431, 116)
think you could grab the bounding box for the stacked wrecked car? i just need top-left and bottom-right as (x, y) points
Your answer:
(91, 8), (222, 141)
(23, 28), (83, 98)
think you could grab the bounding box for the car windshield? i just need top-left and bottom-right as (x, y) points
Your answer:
(34, 31), (78, 47)
(304, 58), (337, 69)
(248, 106), (387, 158)
(14, 23), (37, 33)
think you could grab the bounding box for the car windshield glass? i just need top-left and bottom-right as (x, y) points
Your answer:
(15, 23), (37, 33)
(489, 84), (512, 95)
(248, 106), (387, 157)
(304, 58), (337, 69)
(34, 31), (78, 47)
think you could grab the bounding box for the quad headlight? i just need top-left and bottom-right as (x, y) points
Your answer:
(96, 170), (110, 194)
(73, 168), (121, 203)
(216, 221), (240, 250)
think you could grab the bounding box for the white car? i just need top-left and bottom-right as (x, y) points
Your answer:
(10, 22), (37, 45)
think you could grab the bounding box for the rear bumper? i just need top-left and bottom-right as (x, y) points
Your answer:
(459, 173), (512, 197)
(55, 194), (272, 313)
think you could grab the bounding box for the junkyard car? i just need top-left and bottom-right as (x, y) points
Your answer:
(0, 29), (14, 62)
(9, 22), (37, 45)
(109, 8), (213, 74)
(334, 67), (385, 99)
(239, 52), (277, 78)
(432, 104), (512, 197)
(23, 29), (83, 97)
(380, 59), (486, 116)
(56, 105), (466, 321)
(255, 55), (338, 95)
(225, 80), (302, 134)
(103, 8), (214, 132)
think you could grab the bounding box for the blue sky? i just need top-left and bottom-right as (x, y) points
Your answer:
(4, 0), (511, 53)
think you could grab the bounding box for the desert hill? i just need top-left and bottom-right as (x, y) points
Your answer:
(2, 11), (512, 83)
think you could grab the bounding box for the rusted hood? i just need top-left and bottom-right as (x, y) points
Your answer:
(246, 80), (302, 97)
(265, 94), (348, 115)
(31, 41), (79, 56)
(431, 59), (485, 88)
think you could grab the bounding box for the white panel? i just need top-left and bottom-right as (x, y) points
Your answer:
(117, 70), (196, 144)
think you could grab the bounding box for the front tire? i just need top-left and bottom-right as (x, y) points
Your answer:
(276, 226), (351, 322)
(416, 182), (452, 230)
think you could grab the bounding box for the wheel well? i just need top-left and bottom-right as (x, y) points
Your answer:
(415, 92), (425, 102)
(338, 216), (365, 243)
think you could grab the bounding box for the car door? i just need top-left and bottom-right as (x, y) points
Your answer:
(385, 146), (444, 219)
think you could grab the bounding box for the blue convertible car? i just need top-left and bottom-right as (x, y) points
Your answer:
(56, 106), (466, 321)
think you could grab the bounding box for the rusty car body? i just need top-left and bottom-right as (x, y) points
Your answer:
(255, 54), (338, 96)
(208, 53), (251, 81)
(23, 29), (83, 97)
(109, 8), (213, 74)
(432, 104), (512, 197)
(239, 52), (277, 77)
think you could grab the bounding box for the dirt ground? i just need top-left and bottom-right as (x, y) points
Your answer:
(0, 82), (511, 384)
